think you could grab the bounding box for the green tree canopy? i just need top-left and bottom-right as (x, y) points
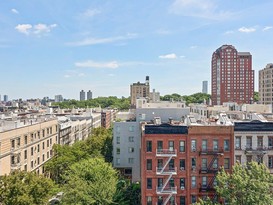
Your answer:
(161, 92), (211, 105)
(216, 161), (273, 205)
(61, 158), (118, 205)
(0, 171), (58, 205)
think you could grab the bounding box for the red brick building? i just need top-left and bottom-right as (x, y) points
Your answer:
(101, 111), (111, 129)
(141, 123), (234, 205)
(211, 45), (254, 105)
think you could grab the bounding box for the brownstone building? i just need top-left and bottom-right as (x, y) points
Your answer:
(211, 45), (254, 105)
(141, 123), (234, 205)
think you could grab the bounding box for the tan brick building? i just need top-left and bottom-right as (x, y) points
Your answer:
(0, 118), (58, 175)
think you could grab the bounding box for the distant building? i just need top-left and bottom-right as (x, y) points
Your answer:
(202, 81), (208, 94)
(211, 45), (254, 105)
(149, 89), (160, 103)
(259, 63), (273, 105)
(80, 90), (85, 101)
(54, 95), (63, 103)
(87, 90), (92, 100)
(3, 95), (8, 102)
(130, 76), (150, 108)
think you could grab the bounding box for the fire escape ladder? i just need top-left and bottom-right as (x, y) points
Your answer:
(207, 155), (217, 170)
(207, 174), (217, 189)
(161, 174), (173, 191)
(163, 194), (173, 205)
(160, 156), (172, 174)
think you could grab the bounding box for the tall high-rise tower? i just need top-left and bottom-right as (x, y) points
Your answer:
(211, 45), (254, 105)
(259, 63), (273, 105)
(202, 81), (208, 94)
(130, 76), (150, 108)
(87, 90), (92, 100)
(80, 90), (85, 101)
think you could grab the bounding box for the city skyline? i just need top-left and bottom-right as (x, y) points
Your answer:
(1, 0), (273, 100)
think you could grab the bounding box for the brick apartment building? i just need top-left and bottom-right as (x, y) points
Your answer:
(211, 45), (254, 105)
(141, 123), (234, 205)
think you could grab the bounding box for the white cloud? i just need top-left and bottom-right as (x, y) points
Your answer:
(263, 26), (272, 31)
(15, 24), (32, 35)
(224, 30), (234, 35)
(78, 73), (86, 77)
(238, 27), (256, 33)
(15, 23), (57, 36)
(11, 9), (19, 14)
(169, 0), (232, 20)
(81, 8), (101, 18)
(190, 45), (197, 49)
(180, 55), (186, 58)
(67, 33), (138, 46)
(75, 60), (119, 69)
(64, 74), (71, 78)
(159, 53), (177, 59)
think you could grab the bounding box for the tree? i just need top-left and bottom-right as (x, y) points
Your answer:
(254, 91), (259, 102)
(216, 162), (273, 205)
(0, 171), (58, 205)
(61, 158), (118, 205)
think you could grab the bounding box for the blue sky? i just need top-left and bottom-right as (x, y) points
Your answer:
(1, 0), (273, 100)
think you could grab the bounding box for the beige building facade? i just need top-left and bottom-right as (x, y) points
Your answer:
(130, 76), (150, 108)
(0, 118), (58, 175)
(259, 63), (273, 106)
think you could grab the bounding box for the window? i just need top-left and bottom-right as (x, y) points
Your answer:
(31, 161), (33, 169)
(269, 156), (273, 168)
(235, 137), (241, 149)
(128, 147), (134, 153)
(37, 144), (40, 152)
(24, 136), (28, 145)
(24, 150), (27, 160)
(180, 196), (186, 205)
(158, 178), (163, 188)
(246, 156), (252, 163)
(11, 140), (15, 149)
(224, 140), (230, 151)
(129, 126), (134, 132)
(147, 159), (152, 170)
(224, 158), (230, 169)
(191, 195), (197, 204)
(146, 141), (152, 152)
(31, 147), (33, 156)
(202, 140), (207, 151)
(235, 155), (241, 163)
(158, 159), (163, 169)
(257, 136), (263, 148)
(180, 178), (185, 189)
(43, 154), (45, 162)
(169, 159), (174, 170)
(37, 157), (40, 165)
(180, 159), (185, 170)
(116, 136), (120, 144)
(202, 176), (207, 187)
(116, 158), (120, 165)
(191, 140), (197, 151)
(129, 136), (134, 142)
(42, 142), (45, 150)
(157, 141), (163, 151)
(269, 137), (273, 148)
(147, 196), (152, 205)
(128, 158), (134, 164)
(213, 139), (218, 151)
(158, 196), (163, 205)
(170, 196), (175, 205)
(47, 140), (49, 147)
(191, 176), (196, 188)
(191, 158), (196, 169)
(169, 141), (174, 151)
(147, 178), (152, 189)
(201, 158), (207, 169)
(169, 178), (175, 187)
(116, 148), (120, 155)
(213, 158), (218, 169)
(246, 136), (252, 149)
(179, 140), (185, 152)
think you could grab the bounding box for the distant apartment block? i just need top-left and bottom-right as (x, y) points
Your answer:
(149, 89), (160, 103)
(202, 81), (208, 94)
(259, 63), (273, 105)
(54, 95), (63, 102)
(80, 90), (85, 101)
(211, 45), (254, 105)
(130, 76), (150, 108)
(3, 95), (8, 102)
(87, 90), (93, 100)
(0, 117), (58, 175)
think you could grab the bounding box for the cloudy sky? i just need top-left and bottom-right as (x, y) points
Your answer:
(0, 0), (273, 100)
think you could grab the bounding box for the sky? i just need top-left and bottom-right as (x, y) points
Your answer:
(1, 0), (273, 100)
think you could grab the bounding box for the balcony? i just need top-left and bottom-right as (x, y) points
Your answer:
(199, 185), (215, 192)
(156, 167), (177, 175)
(199, 148), (224, 156)
(11, 162), (21, 169)
(245, 146), (268, 155)
(156, 186), (177, 194)
(156, 149), (177, 157)
(199, 167), (219, 174)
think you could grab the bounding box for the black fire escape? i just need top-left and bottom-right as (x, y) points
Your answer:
(199, 147), (224, 199)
